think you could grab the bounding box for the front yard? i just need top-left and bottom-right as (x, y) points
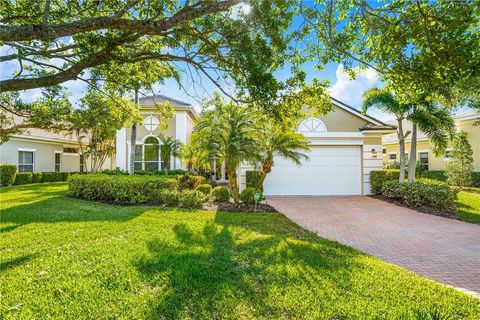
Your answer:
(1, 183), (479, 319)
(457, 190), (480, 224)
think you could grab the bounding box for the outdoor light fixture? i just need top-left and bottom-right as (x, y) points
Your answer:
(371, 148), (378, 159)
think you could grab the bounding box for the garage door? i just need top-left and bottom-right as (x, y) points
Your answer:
(263, 146), (362, 196)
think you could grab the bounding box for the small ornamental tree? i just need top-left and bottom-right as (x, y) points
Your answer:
(445, 131), (474, 188)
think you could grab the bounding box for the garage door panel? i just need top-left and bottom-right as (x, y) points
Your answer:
(263, 146), (361, 196)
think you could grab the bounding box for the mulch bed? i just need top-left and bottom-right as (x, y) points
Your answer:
(204, 202), (278, 213)
(369, 194), (458, 220)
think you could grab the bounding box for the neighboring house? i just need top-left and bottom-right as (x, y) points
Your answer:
(382, 110), (480, 171)
(239, 97), (396, 195)
(0, 127), (114, 173)
(115, 95), (199, 172)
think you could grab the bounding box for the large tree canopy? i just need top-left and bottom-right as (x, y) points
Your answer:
(300, 0), (480, 107)
(0, 0), (298, 103)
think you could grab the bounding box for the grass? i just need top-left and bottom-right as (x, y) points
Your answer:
(1, 183), (479, 319)
(457, 190), (480, 224)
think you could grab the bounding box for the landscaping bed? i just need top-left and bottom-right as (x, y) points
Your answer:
(1, 182), (479, 319)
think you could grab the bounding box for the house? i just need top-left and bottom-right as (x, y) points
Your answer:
(115, 95), (199, 172)
(0, 126), (114, 173)
(239, 97), (396, 195)
(382, 110), (480, 171)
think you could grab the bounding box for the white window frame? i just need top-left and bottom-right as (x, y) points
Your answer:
(443, 148), (453, 161)
(18, 150), (35, 172)
(144, 116), (159, 132)
(134, 135), (162, 170)
(297, 118), (327, 133)
(388, 152), (397, 162)
(54, 151), (62, 172)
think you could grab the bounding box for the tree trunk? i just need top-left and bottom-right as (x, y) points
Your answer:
(408, 122), (417, 183)
(227, 165), (239, 204)
(129, 89), (139, 175)
(397, 118), (406, 183)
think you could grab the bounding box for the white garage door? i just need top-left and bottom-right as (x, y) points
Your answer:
(263, 146), (362, 196)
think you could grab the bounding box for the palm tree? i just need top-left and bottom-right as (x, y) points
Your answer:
(362, 88), (412, 183)
(159, 136), (183, 173)
(256, 127), (310, 189)
(191, 99), (260, 204)
(407, 102), (455, 182)
(181, 144), (211, 173)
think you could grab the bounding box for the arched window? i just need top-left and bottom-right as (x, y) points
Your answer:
(144, 116), (159, 131)
(298, 118), (327, 133)
(134, 136), (160, 171)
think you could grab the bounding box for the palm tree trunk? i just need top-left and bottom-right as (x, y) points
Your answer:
(397, 119), (406, 183)
(408, 122), (417, 183)
(129, 89), (139, 175)
(227, 166), (239, 204)
(257, 170), (267, 190)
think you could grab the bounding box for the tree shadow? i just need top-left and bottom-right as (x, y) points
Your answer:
(134, 211), (361, 319)
(0, 253), (38, 272)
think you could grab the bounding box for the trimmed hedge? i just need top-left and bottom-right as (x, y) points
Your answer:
(212, 186), (230, 203)
(421, 170), (447, 182)
(0, 164), (17, 186)
(32, 172), (43, 183)
(68, 174), (177, 205)
(195, 183), (212, 195)
(246, 170), (262, 188)
(370, 170), (400, 194)
(177, 174), (206, 191)
(181, 190), (206, 208)
(42, 172), (69, 182)
(240, 187), (262, 204)
(13, 172), (33, 185)
(135, 169), (187, 176)
(473, 172), (480, 187)
(381, 179), (457, 211)
(150, 190), (182, 207)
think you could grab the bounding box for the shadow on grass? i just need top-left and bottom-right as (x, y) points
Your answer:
(0, 253), (38, 272)
(134, 211), (361, 319)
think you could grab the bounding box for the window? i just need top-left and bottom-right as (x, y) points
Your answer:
(298, 118), (327, 133)
(419, 152), (429, 170)
(63, 147), (78, 153)
(134, 136), (160, 170)
(18, 151), (34, 172)
(382, 148), (386, 154)
(80, 154), (85, 173)
(144, 116), (159, 132)
(55, 153), (61, 172)
(389, 153), (397, 160)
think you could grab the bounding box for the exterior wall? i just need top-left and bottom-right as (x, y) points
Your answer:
(459, 119), (480, 171)
(186, 113), (194, 142)
(317, 107), (369, 132)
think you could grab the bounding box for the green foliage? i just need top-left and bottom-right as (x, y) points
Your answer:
(152, 190), (181, 207)
(32, 172), (43, 183)
(134, 169), (186, 176)
(159, 136), (184, 172)
(246, 171), (262, 189)
(381, 180), (457, 211)
(13, 172), (33, 185)
(100, 168), (128, 175)
(384, 161), (401, 170)
(472, 172), (480, 188)
(177, 175), (206, 191)
(370, 170), (401, 194)
(68, 174), (177, 205)
(240, 187), (262, 205)
(195, 184), (212, 196)
(445, 131), (474, 187)
(421, 170), (447, 182)
(42, 172), (69, 182)
(0, 164), (16, 186)
(211, 186), (230, 203)
(181, 190), (206, 209)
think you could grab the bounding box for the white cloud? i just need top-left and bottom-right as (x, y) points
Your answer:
(329, 64), (392, 121)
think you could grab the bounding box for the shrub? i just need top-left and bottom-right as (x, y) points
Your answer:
(472, 172), (480, 187)
(381, 179), (457, 211)
(100, 168), (128, 175)
(246, 170), (262, 188)
(445, 131), (474, 187)
(195, 183), (212, 195)
(212, 186), (230, 203)
(134, 169), (187, 176)
(421, 170), (447, 182)
(32, 172), (43, 183)
(42, 172), (69, 182)
(383, 161), (400, 169)
(68, 174), (177, 205)
(181, 190), (206, 208)
(0, 164), (17, 186)
(370, 170), (400, 194)
(152, 190), (181, 207)
(240, 187), (262, 204)
(177, 174), (206, 191)
(13, 172), (33, 185)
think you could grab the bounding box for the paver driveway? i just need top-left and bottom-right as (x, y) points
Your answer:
(267, 196), (480, 295)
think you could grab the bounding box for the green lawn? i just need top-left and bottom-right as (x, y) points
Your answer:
(1, 183), (479, 319)
(457, 190), (480, 224)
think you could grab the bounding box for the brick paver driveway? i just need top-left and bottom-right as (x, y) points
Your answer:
(267, 196), (480, 295)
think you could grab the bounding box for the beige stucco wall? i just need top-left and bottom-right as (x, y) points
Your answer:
(459, 119), (480, 171)
(0, 138), (115, 173)
(128, 112), (177, 142)
(317, 107), (369, 132)
(186, 114), (194, 142)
